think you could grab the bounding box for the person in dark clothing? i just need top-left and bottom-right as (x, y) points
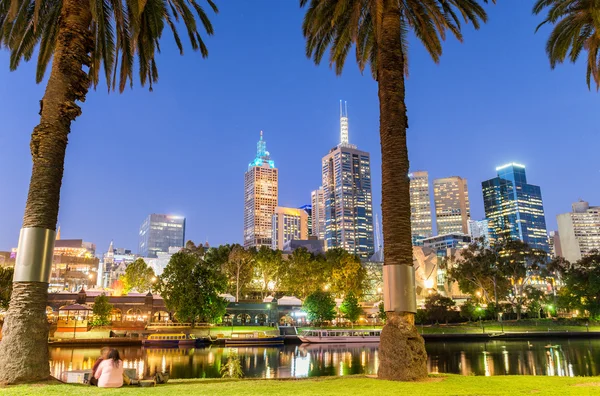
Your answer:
(89, 346), (111, 386)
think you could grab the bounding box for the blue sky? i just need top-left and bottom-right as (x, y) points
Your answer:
(0, 1), (598, 253)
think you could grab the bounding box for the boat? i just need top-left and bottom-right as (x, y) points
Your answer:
(224, 331), (284, 346)
(142, 333), (197, 347)
(298, 329), (381, 344)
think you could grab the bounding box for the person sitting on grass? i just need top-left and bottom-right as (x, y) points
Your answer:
(90, 346), (111, 386)
(94, 349), (124, 388)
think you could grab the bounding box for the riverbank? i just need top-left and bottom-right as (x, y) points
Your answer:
(3, 375), (600, 395)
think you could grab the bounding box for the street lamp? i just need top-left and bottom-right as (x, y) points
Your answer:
(476, 307), (485, 334)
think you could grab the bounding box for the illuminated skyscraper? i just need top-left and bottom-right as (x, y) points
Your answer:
(311, 187), (325, 240)
(322, 102), (374, 258)
(557, 200), (600, 262)
(138, 214), (186, 258)
(409, 171), (433, 244)
(482, 163), (549, 252)
(244, 131), (278, 248)
(433, 176), (471, 235)
(272, 207), (309, 250)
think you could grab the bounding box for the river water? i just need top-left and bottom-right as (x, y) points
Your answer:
(49, 339), (600, 379)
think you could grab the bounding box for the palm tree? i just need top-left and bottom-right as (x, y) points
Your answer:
(300, 0), (492, 380)
(0, 0), (217, 383)
(533, 0), (600, 89)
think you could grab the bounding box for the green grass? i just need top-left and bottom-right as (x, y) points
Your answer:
(3, 375), (600, 396)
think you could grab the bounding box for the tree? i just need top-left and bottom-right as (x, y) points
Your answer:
(279, 248), (325, 299)
(534, 0), (600, 90)
(223, 245), (255, 302)
(327, 249), (367, 298)
(120, 258), (155, 294)
(0, 267), (13, 310)
(557, 251), (600, 318)
(0, 0), (218, 383)
(303, 291), (337, 326)
(220, 351), (243, 379)
(254, 246), (283, 298)
(340, 292), (363, 326)
(424, 293), (456, 324)
(378, 302), (387, 324)
(300, 0), (492, 381)
(158, 242), (228, 325)
(91, 294), (113, 326)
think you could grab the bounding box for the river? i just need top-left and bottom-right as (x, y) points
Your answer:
(49, 339), (600, 379)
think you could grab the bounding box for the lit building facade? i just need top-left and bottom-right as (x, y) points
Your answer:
(409, 171), (433, 244)
(271, 207), (309, 250)
(322, 102), (374, 258)
(138, 214), (185, 258)
(482, 163), (549, 252)
(433, 176), (470, 235)
(244, 131), (279, 248)
(422, 233), (471, 252)
(311, 187), (326, 240)
(557, 200), (600, 263)
(298, 204), (313, 236)
(468, 219), (490, 244)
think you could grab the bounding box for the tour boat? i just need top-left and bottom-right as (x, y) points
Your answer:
(224, 331), (284, 346)
(298, 329), (381, 344)
(142, 333), (197, 347)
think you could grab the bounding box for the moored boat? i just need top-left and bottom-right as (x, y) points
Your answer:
(224, 331), (284, 346)
(142, 333), (197, 347)
(298, 329), (381, 343)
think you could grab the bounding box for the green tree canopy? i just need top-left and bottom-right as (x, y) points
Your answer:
(327, 249), (367, 298)
(91, 293), (113, 326)
(279, 248), (326, 299)
(120, 258), (155, 294)
(0, 267), (14, 310)
(340, 292), (363, 325)
(158, 242), (227, 325)
(557, 251), (600, 318)
(424, 293), (456, 324)
(223, 245), (255, 302)
(303, 290), (337, 326)
(254, 246), (283, 298)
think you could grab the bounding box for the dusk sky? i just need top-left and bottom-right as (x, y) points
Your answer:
(1, 1), (598, 254)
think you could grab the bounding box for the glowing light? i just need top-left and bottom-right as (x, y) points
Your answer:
(424, 278), (434, 289)
(495, 162), (525, 171)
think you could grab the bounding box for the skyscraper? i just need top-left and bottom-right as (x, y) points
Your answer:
(433, 176), (471, 235)
(311, 187), (325, 240)
(271, 207), (309, 250)
(468, 219), (490, 244)
(138, 214), (186, 258)
(557, 200), (600, 263)
(409, 171), (433, 244)
(298, 204), (313, 236)
(244, 131), (279, 248)
(482, 163), (549, 252)
(322, 102), (374, 258)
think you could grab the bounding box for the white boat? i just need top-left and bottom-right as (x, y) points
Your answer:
(298, 329), (381, 343)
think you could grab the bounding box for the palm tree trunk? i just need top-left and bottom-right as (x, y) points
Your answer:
(0, 0), (92, 384)
(377, 0), (427, 381)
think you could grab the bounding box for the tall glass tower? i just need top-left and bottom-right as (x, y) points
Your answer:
(138, 214), (186, 258)
(244, 131), (278, 248)
(322, 102), (374, 258)
(482, 163), (549, 252)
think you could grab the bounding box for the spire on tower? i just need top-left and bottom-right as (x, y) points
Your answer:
(249, 130), (275, 169)
(340, 100), (350, 146)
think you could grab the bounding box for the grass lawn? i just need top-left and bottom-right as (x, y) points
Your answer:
(3, 375), (600, 396)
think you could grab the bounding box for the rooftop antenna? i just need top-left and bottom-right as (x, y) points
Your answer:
(340, 100), (349, 145)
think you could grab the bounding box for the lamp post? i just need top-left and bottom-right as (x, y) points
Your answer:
(477, 307), (485, 334)
(498, 312), (504, 333)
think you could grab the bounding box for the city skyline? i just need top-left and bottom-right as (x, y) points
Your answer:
(1, 1), (599, 252)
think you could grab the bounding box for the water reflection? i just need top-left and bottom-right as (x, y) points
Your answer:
(49, 339), (600, 379)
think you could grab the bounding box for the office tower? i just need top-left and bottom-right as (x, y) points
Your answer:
(298, 204), (313, 236)
(311, 187), (326, 240)
(322, 102), (374, 258)
(409, 171), (433, 244)
(138, 214), (186, 258)
(557, 200), (600, 263)
(422, 233), (472, 252)
(271, 207), (309, 250)
(243, 131), (279, 248)
(548, 231), (562, 259)
(434, 176), (471, 235)
(468, 219), (490, 244)
(482, 163), (549, 252)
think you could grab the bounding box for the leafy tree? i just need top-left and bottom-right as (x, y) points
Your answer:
(279, 248), (325, 299)
(303, 291), (336, 326)
(0, 267), (13, 310)
(159, 242), (228, 325)
(459, 300), (479, 322)
(254, 246), (283, 298)
(91, 294), (113, 326)
(120, 258), (155, 294)
(223, 245), (255, 302)
(327, 249), (367, 298)
(556, 251), (600, 318)
(424, 293), (456, 324)
(378, 302), (387, 324)
(339, 292), (363, 326)
(525, 286), (546, 319)
(220, 351), (243, 379)
(0, 0), (218, 383)
(533, 0), (600, 89)
(300, 0), (492, 380)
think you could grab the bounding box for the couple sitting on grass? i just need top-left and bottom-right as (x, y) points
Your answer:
(90, 347), (129, 388)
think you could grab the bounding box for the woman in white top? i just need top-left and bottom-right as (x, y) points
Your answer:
(94, 349), (124, 388)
